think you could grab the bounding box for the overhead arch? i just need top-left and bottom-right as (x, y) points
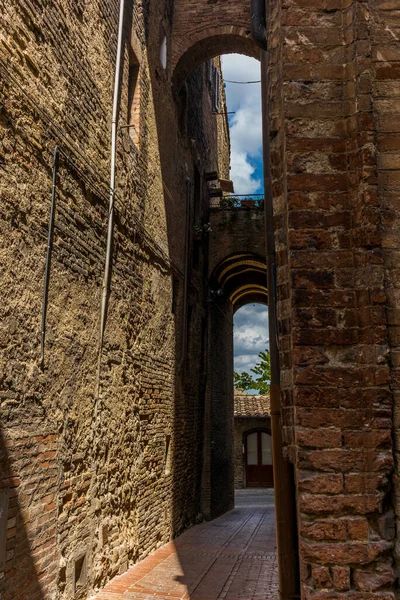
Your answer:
(172, 33), (259, 89)
(170, 0), (258, 87)
(210, 252), (268, 312)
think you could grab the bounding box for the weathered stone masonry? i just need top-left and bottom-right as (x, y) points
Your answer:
(268, 0), (399, 597)
(0, 1), (231, 599)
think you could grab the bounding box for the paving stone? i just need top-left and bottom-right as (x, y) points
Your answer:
(93, 491), (278, 599)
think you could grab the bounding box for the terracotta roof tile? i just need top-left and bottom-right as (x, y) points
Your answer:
(234, 389), (271, 418)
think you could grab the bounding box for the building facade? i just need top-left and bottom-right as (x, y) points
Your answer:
(233, 391), (272, 489)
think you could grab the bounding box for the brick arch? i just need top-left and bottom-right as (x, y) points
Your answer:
(171, 0), (257, 86)
(172, 31), (259, 88)
(210, 251), (268, 311)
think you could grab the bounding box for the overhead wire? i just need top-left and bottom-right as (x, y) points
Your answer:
(224, 79), (261, 84)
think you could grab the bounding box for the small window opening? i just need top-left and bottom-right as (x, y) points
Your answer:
(160, 35), (167, 69)
(165, 435), (172, 476)
(172, 277), (179, 315)
(213, 67), (221, 113)
(74, 554), (87, 593)
(128, 51), (140, 146)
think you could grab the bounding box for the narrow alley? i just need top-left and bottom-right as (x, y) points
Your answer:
(94, 490), (277, 600)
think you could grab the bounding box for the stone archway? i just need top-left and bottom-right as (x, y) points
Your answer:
(203, 250), (269, 521)
(171, 0), (256, 87)
(211, 251), (268, 310)
(172, 32), (259, 89)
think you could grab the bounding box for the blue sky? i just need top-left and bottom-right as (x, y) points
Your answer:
(221, 55), (268, 379)
(221, 54), (263, 195)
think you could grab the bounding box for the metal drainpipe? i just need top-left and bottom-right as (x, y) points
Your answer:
(99, 0), (126, 355)
(261, 51), (300, 600)
(251, 1), (301, 597)
(180, 177), (192, 372)
(250, 0), (268, 51)
(41, 145), (59, 367)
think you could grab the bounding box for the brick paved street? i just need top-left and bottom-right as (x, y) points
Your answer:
(93, 490), (277, 600)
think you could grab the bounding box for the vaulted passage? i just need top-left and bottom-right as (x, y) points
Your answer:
(211, 252), (268, 310)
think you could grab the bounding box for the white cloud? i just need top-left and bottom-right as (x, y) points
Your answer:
(230, 151), (260, 194)
(222, 54), (262, 195)
(235, 354), (261, 374)
(230, 106), (262, 157)
(233, 305), (269, 374)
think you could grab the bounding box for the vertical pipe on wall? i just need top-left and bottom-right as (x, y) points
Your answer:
(261, 49), (300, 600)
(250, 0), (268, 51)
(99, 0), (126, 354)
(41, 145), (59, 366)
(252, 1), (300, 591)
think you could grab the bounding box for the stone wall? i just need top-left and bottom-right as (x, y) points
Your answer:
(214, 56), (231, 182)
(3, 0), (400, 597)
(0, 1), (229, 598)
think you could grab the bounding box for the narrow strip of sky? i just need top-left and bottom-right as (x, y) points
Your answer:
(221, 55), (268, 390)
(221, 54), (263, 196)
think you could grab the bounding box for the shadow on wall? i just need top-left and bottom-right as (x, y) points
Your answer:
(148, 22), (264, 536)
(145, 5), (266, 596)
(150, 59), (236, 539)
(0, 427), (51, 600)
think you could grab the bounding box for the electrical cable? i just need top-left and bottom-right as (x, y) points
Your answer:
(224, 79), (261, 84)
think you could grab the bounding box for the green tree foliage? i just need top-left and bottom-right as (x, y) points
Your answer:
(234, 349), (271, 394)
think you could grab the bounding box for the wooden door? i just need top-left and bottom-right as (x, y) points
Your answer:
(245, 431), (273, 487)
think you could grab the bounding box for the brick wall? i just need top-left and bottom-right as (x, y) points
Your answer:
(171, 0), (257, 86)
(373, 0), (400, 580)
(1, 430), (58, 600)
(269, 0), (396, 596)
(209, 208), (266, 276)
